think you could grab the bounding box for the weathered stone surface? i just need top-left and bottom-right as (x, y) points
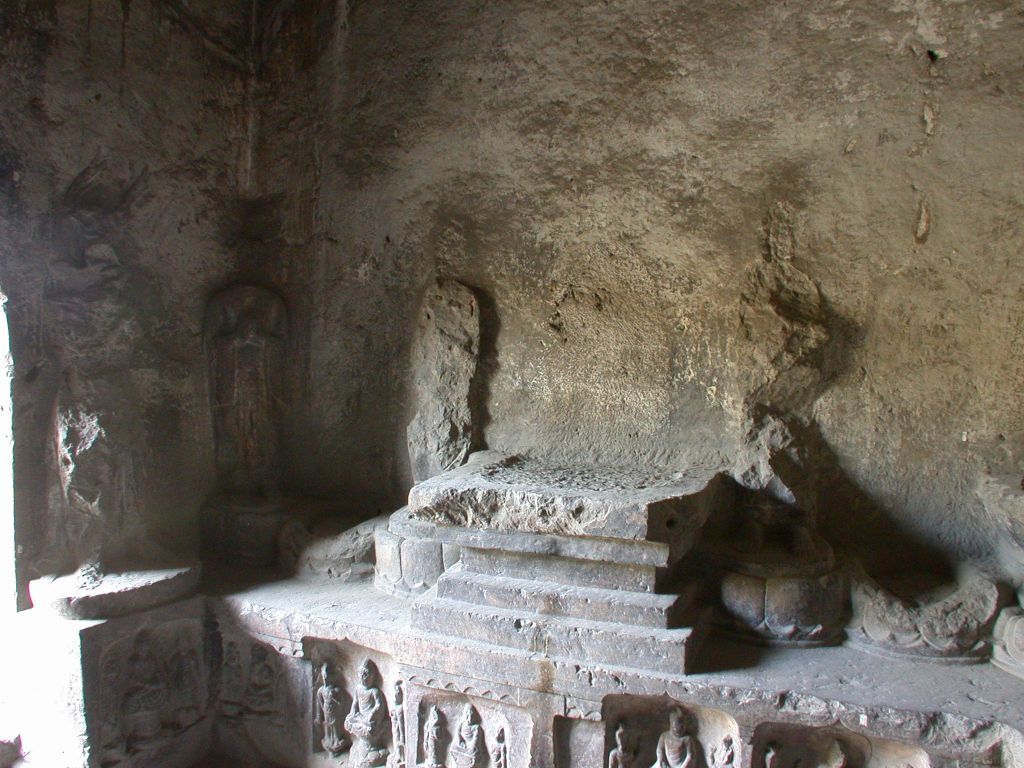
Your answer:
(281, 514), (387, 580)
(3, 3), (1024, 767)
(29, 564), (200, 619)
(407, 279), (481, 484)
(17, 597), (210, 768)
(849, 569), (1001, 663)
(436, 567), (688, 629)
(993, 599), (1024, 681)
(408, 451), (723, 543)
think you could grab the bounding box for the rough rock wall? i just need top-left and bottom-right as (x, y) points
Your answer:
(0, 0), (250, 589)
(2, 0), (1022, 594)
(265, 0), (1024, 581)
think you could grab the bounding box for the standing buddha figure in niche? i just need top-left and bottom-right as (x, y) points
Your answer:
(316, 663), (348, 755)
(388, 680), (406, 768)
(419, 705), (443, 768)
(205, 285), (286, 501)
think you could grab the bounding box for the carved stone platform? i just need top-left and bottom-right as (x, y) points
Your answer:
(207, 575), (1024, 768)
(406, 451), (726, 547)
(381, 454), (734, 674)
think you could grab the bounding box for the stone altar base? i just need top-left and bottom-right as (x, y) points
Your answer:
(209, 575), (1024, 768)
(378, 453), (736, 674)
(16, 595), (211, 768)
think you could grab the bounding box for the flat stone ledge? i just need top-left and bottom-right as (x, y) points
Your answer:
(29, 564), (201, 619)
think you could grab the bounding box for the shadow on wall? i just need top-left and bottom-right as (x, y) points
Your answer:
(773, 417), (959, 595)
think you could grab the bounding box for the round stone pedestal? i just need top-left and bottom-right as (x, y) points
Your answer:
(706, 499), (847, 646)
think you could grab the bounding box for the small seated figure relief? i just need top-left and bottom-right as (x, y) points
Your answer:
(120, 630), (168, 748)
(652, 707), (704, 768)
(490, 726), (508, 768)
(345, 659), (390, 767)
(711, 736), (735, 768)
(763, 742), (782, 768)
(315, 663), (349, 755)
(244, 645), (278, 716)
(448, 703), (481, 768)
(388, 680), (406, 768)
(607, 722), (634, 768)
(419, 705), (444, 768)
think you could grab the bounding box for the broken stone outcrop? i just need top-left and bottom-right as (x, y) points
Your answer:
(406, 279), (482, 484)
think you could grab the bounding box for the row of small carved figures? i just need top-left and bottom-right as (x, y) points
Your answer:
(608, 707), (851, 768)
(315, 658), (508, 768)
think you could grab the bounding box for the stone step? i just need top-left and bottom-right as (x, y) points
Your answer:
(389, 507), (672, 567)
(411, 595), (710, 674)
(436, 566), (693, 628)
(459, 546), (658, 593)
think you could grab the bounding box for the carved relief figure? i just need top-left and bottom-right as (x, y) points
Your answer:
(315, 663), (349, 755)
(344, 659), (389, 767)
(205, 285), (286, 499)
(448, 703), (481, 768)
(99, 621), (207, 765)
(388, 680), (406, 768)
(99, 655), (128, 764)
(711, 736), (735, 768)
(168, 629), (203, 727)
(763, 742), (781, 768)
(652, 707), (704, 768)
(419, 705), (444, 768)
(221, 640), (245, 715)
(608, 722), (633, 768)
(243, 644), (278, 716)
(120, 630), (168, 748)
(490, 726), (508, 768)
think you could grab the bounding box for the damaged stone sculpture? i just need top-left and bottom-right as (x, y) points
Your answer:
(652, 707), (702, 768)
(490, 726), (508, 768)
(315, 663), (348, 756)
(710, 736), (734, 768)
(345, 659), (390, 767)
(202, 284), (293, 566)
(704, 493), (846, 645)
(407, 279), (482, 483)
(419, 705), (444, 768)
(388, 680), (407, 768)
(848, 566), (1000, 662)
(448, 703), (481, 768)
(607, 723), (634, 768)
(28, 367), (200, 617)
